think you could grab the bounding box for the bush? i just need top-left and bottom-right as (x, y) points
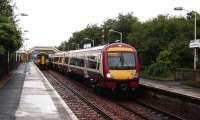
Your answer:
(144, 62), (172, 77)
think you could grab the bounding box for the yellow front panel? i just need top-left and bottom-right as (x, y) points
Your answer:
(109, 70), (136, 80)
(107, 47), (133, 52)
(41, 56), (45, 64)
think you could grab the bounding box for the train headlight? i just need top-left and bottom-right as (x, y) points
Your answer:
(106, 73), (112, 78)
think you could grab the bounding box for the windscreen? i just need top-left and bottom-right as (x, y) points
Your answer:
(108, 52), (135, 70)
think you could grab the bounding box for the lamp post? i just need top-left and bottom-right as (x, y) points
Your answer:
(23, 30), (29, 33)
(84, 38), (94, 47)
(23, 40), (29, 62)
(174, 7), (198, 69)
(20, 13), (28, 16)
(17, 13), (28, 63)
(102, 29), (105, 45)
(108, 29), (122, 43)
(77, 43), (79, 49)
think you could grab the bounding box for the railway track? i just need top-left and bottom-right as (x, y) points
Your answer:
(114, 101), (182, 120)
(133, 100), (184, 120)
(43, 70), (183, 120)
(43, 71), (112, 120)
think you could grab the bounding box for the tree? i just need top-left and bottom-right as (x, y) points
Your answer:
(58, 13), (199, 79)
(0, 0), (22, 54)
(102, 13), (139, 43)
(59, 24), (102, 50)
(0, 0), (13, 17)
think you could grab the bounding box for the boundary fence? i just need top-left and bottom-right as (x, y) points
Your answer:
(0, 53), (19, 78)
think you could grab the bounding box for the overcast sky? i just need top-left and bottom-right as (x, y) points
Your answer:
(14, 0), (200, 49)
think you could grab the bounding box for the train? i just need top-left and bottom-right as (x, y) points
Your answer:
(49, 42), (140, 91)
(34, 52), (49, 70)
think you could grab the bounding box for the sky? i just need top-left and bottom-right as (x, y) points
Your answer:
(14, 0), (200, 49)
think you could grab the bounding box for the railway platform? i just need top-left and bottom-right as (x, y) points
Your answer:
(0, 62), (77, 120)
(140, 78), (200, 100)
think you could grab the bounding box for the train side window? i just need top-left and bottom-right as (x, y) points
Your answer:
(70, 58), (75, 65)
(54, 57), (59, 62)
(59, 57), (62, 63)
(88, 56), (95, 59)
(70, 58), (84, 67)
(65, 57), (69, 64)
(78, 59), (84, 67)
(48, 58), (51, 62)
(88, 60), (97, 69)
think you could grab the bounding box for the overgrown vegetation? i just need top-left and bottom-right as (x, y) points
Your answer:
(58, 13), (200, 80)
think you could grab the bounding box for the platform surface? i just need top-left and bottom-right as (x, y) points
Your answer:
(0, 62), (77, 120)
(140, 78), (200, 100)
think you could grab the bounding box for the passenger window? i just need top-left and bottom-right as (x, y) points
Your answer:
(70, 58), (84, 67)
(78, 59), (84, 67)
(88, 60), (97, 69)
(65, 57), (69, 64)
(54, 57), (59, 62)
(59, 57), (62, 63)
(70, 58), (75, 65)
(88, 56), (95, 59)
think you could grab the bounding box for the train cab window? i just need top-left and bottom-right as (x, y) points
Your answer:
(108, 52), (135, 70)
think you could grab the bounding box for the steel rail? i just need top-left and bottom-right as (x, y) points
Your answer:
(43, 71), (112, 120)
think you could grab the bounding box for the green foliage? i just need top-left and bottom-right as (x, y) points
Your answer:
(0, 0), (22, 54)
(59, 13), (200, 80)
(127, 15), (195, 76)
(0, 0), (13, 17)
(0, 45), (5, 55)
(103, 13), (139, 43)
(144, 50), (172, 77)
(59, 24), (103, 51)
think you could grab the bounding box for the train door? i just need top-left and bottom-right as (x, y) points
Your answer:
(84, 55), (89, 78)
(68, 57), (72, 72)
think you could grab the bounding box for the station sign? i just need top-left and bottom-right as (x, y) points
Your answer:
(189, 40), (200, 48)
(83, 43), (92, 49)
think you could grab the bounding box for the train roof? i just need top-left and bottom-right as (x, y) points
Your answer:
(68, 45), (106, 53)
(51, 43), (135, 57)
(65, 42), (135, 53)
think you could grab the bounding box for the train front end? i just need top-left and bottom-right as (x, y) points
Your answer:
(36, 53), (49, 70)
(101, 43), (140, 91)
